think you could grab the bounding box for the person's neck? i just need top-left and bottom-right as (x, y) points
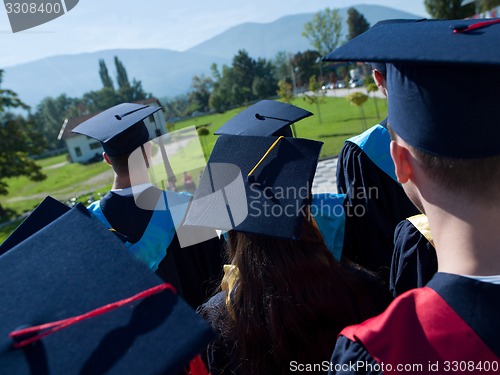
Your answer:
(426, 201), (500, 276)
(111, 175), (131, 190)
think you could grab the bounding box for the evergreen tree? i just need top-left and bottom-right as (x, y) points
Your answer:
(114, 56), (130, 89)
(424, 0), (476, 19)
(347, 8), (370, 40)
(99, 59), (114, 89)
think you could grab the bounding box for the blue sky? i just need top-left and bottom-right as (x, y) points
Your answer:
(0, 1), (428, 67)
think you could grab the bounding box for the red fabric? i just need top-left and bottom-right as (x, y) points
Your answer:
(186, 355), (209, 375)
(454, 19), (500, 33)
(342, 287), (498, 374)
(10, 283), (176, 348)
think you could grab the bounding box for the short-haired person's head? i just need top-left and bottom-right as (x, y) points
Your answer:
(370, 62), (387, 97)
(384, 59), (500, 208)
(388, 125), (500, 207)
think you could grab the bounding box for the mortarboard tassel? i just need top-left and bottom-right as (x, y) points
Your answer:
(9, 283), (177, 348)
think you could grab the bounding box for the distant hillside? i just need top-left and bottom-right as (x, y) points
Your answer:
(3, 4), (420, 108)
(3, 49), (230, 109)
(187, 4), (421, 59)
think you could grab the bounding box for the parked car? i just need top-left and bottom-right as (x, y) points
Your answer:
(321, 83), (334, 90)
(336, 81), (346, 89)
(349, 78), (363, 88)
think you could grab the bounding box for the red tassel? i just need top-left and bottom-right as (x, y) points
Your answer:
(186, 355), (209, 375)
(10, 283), (176, 348)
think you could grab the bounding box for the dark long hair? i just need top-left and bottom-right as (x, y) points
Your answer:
(214, 215), (389, 374)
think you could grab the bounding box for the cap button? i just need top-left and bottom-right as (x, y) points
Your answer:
(451, 24), (468, 32)
(11, 325), (38, 347)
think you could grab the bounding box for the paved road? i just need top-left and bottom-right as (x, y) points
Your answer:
(312, 157), (338, 194)
(303, 87), (386, 99)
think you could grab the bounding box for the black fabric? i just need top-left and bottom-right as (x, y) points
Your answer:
(185, 135), (323, 240)
(0, 196), (70, 256)
(199, 265), (391, 375)
(329, 273), (500, 373)
(72, 103), (159, 157)
(324, 19), (500, 158)
(100, 187), (226, 309)
(198, 292), (239, 375)
(100, 189), (157, 244)
(390, 219), (438, 297)
(156, 232), (226, 309)
(214, 100), (312, 137)
(337, 140), (419, 284)
(428, 272), (500, 358)
(0, 204), (214, 374)
(329, 336), (381, 375)
(324, 18), (500, 66)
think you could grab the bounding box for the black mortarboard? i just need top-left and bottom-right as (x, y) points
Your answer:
(0, 196), (69, 256)
(214, 100), (313, 137)
(324, 18), (500, 158)
(72, 103), (161, 157)
(184, 134), (323, 240)
(0, 204), (214, 374)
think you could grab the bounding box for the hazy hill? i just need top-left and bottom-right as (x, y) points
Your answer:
(187, 4), (421, 59)
(3, 5), (420, 108)
(3, 49), (231, 109)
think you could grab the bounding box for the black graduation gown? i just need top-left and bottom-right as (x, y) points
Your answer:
(329, 273), (500, 374)
(390, 218), (438, 297)
(337, 122), (420, 283)
(99, 188), (226, 309)
(198, 266), (392, 375)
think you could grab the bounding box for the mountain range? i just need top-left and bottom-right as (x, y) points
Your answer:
(3, 4), (420, 108)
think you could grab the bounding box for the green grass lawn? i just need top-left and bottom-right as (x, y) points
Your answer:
(171, 95), (387, 160)
(0, 94), (387, 241)
(2, 157), (112, 218)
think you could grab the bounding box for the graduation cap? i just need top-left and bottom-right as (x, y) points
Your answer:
(323, 18), (500, 158)
(72, 103), (161, 157)
(184, 134), (323, 240)
(214, 100), (313, 137)
(0, 204), (214, 374)
(0, 196), (69, 256)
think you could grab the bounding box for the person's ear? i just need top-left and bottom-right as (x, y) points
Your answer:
(373, 69), (385, 88)
(103, 152), (112, 166)
(390, 140), (413, 184)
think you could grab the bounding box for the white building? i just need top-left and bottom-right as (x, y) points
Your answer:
(58, 98), (166, 163)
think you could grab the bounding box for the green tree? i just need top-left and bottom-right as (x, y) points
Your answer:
(272, 51), (292, 82)
(347, 7), (370, 40)
(82, 87), (123, 113)
(302, 8), (343, 56)
(424, 0), (476, 19)
(476, 0), (500, 12)
(189, 74), (213, 114)
(0, 70), (46, 218)
(99, 59), (114, 89)
(346, 92), (369, 130)
(163, 94), (190, 119)
(253, 58), (277, 99)
(276, 80), (294, 104)
(34, 94), (79, 150)
(302, 75), (325, 125)
(291, 50), (322, 88)
(114, 56), (130, 89)
(209, 50), (277, 111)
(118, 79), (149, 103)
(365, 82), (380, 119)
